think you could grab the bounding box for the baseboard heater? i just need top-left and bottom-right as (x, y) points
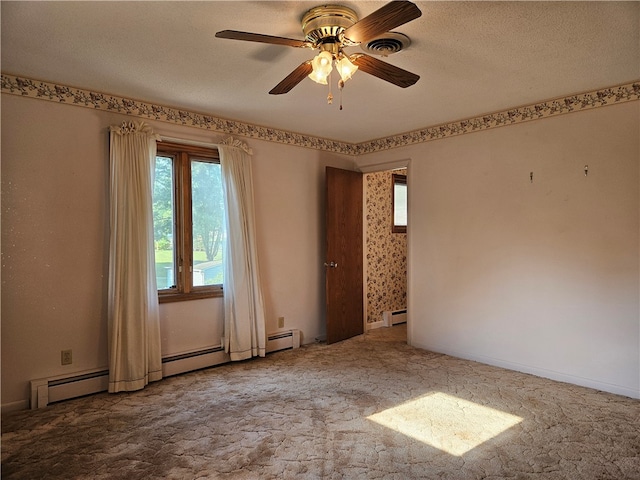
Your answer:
(30, 368), (110, 410)
(266, 329), (301, 353)
(29, 329), (300, 409)
(383, 309), (407, 327)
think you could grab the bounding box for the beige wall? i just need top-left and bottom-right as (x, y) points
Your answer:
(2, 92), (638, 409)
(357, 102), (640, 398)
(1, 94), (355, 409)
(364, 169), (407, 325)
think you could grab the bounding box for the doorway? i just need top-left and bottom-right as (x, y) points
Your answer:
(363, 167), (408, 341)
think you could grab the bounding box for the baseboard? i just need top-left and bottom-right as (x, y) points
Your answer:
(411, 340), (640, 400)
(367, 320), (385, 330)
(1, 399), (30, 414)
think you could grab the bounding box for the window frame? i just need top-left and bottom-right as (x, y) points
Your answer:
(392, 173), (407, 234)
(155, 142), (224, 303)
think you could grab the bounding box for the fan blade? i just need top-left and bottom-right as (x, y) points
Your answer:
(342, 1), (422, 44)
(215, 30), (311, 48)
(351, 54), (419, 88)
(269, 61), (313, 94)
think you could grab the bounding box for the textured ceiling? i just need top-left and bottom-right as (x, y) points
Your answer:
(2, 1), (638, 143)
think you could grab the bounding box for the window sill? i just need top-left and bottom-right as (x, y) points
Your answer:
(159, 289), (223, 303)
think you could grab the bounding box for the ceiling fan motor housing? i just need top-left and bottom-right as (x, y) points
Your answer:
(301, 5), (358, 51)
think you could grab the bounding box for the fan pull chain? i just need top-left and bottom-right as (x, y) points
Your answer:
(327, 71), (333, 105)
(338, 79), (345, 110)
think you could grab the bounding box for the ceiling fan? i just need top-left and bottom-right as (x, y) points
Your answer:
(215, 1), (422, 99)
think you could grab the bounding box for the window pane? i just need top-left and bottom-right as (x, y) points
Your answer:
(394, 182), (407, 227)
(191, 160), (224, 286)
(153, 156), (176, 289)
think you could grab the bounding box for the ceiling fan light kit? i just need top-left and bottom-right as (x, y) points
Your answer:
(309, 50), (334, 85)
(335, 54), (358, 82)
(215, 0), (422, 108)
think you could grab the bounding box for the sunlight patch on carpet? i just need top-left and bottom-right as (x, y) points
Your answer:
(367, 392), (523, 456)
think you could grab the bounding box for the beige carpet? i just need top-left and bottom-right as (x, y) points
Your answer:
(2, 325), (639, 479)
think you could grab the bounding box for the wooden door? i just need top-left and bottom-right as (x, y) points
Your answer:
(325, 167), (363, 344)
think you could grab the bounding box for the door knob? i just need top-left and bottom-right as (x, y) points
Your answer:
(324, 261), (338, 268)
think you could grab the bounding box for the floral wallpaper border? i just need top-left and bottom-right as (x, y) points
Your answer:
(354, 82), (640, 155)
(2, 73), (638, 155)
(0, 74), (353, 155)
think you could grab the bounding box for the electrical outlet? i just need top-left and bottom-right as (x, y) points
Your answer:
(61, 349), (73, 365)
(277, 316), (285, 328)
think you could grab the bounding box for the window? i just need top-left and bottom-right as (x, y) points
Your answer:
(392, 173), (407, 233)
(153, 142), (225, 302)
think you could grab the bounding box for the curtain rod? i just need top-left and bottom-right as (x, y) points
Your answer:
(159, 135), (218, 149)
(160, 135), (253, 155)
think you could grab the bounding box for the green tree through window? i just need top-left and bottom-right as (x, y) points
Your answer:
(192, 161), (224, 264)
(153, 156), (175, 255)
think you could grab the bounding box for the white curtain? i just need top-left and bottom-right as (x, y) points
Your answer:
(219, 143), (267, 361)
(108, 121), (163, 392)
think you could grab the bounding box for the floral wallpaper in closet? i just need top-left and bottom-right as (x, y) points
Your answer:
(365, 169), (407, 325)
